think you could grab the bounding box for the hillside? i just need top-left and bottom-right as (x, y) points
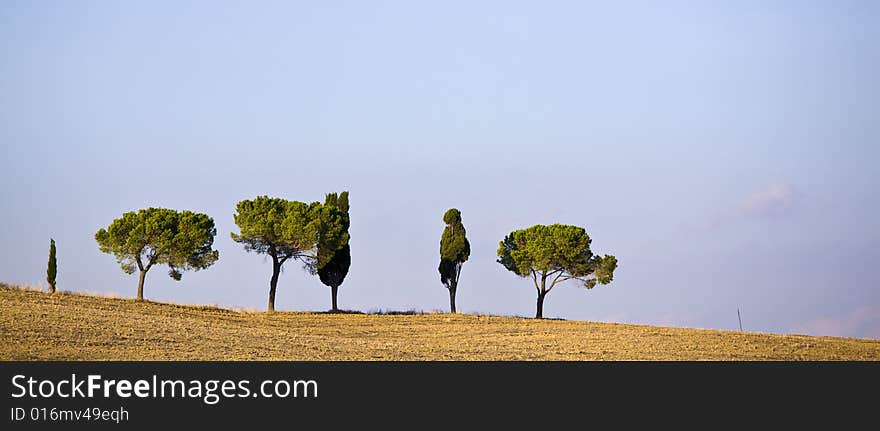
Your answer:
(1, 285), (878, 360)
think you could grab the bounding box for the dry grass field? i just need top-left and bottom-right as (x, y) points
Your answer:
(1, 284), (878, 360)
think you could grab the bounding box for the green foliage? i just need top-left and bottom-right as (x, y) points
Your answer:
(95, 208), (219, 280)
(318, 243), (351, 289)
(231, 196), (320, 263)
(46, 239), (57, 293)
(439, 208), (470, 290)
(323, 191), (349, 213)
(442, 208), (461, 225)
(497, 224), (617, 317)
(311, 196), (350, 271)
(585, 255), (618, 288)
(438, 259), (459, 289)
(439, 209), (470, 264)
(231, 195), (351, 268)
(497, 224), (616, 286)
(317, 191), (351, 289)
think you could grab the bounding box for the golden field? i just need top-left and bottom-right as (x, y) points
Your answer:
(1, 284), (878, 360)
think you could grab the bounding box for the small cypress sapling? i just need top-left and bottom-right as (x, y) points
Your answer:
(47, 238), (57, 294)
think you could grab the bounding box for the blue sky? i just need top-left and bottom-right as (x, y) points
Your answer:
(2, 1), (878, 338)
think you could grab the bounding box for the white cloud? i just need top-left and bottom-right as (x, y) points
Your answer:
(707, 182), (797, 229)
(737, 182), (795, 218)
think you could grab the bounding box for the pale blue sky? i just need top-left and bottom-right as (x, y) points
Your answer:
(2, 1), (878, 338)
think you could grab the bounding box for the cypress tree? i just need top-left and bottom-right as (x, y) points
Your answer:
(317, 191), (351, 312)
(47, 238), (57, 294)
(439, 208), (470, 313)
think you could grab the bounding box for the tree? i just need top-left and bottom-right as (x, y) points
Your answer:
(231, 196), (349, 312)
(46, 238), (57, 294)
(439, 208), (470, 313)
(497, 224), (617, 318)
(316, 191), (351, 312)
(95, 208), (219, 300)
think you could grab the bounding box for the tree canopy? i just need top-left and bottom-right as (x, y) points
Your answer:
(95, 207), (219, 300)
(497, 224), (617, 318)
(231, 197), (319, 264)
(439, 208), (470, 313)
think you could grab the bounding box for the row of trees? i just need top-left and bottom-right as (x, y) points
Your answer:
(438, 210), (618, 318)
(93, 193), (351, 312)
(92, 194), (618, 318)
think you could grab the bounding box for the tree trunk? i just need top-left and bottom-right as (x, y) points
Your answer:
(49, 283), (55, 294)
(137, 269), (147, 301)
(536, 291), (546, 319)
(331, 285), (339, 312)
(449, 285), (457, 313)
(268, 259), (280, 312)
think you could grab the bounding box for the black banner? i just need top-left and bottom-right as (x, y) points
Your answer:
(1, 362), (875, 428)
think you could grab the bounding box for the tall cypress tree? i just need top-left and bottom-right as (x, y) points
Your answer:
(439, 208), (470, 313)
(47, 238), (57, 294)
(317, 191), (351, 312)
